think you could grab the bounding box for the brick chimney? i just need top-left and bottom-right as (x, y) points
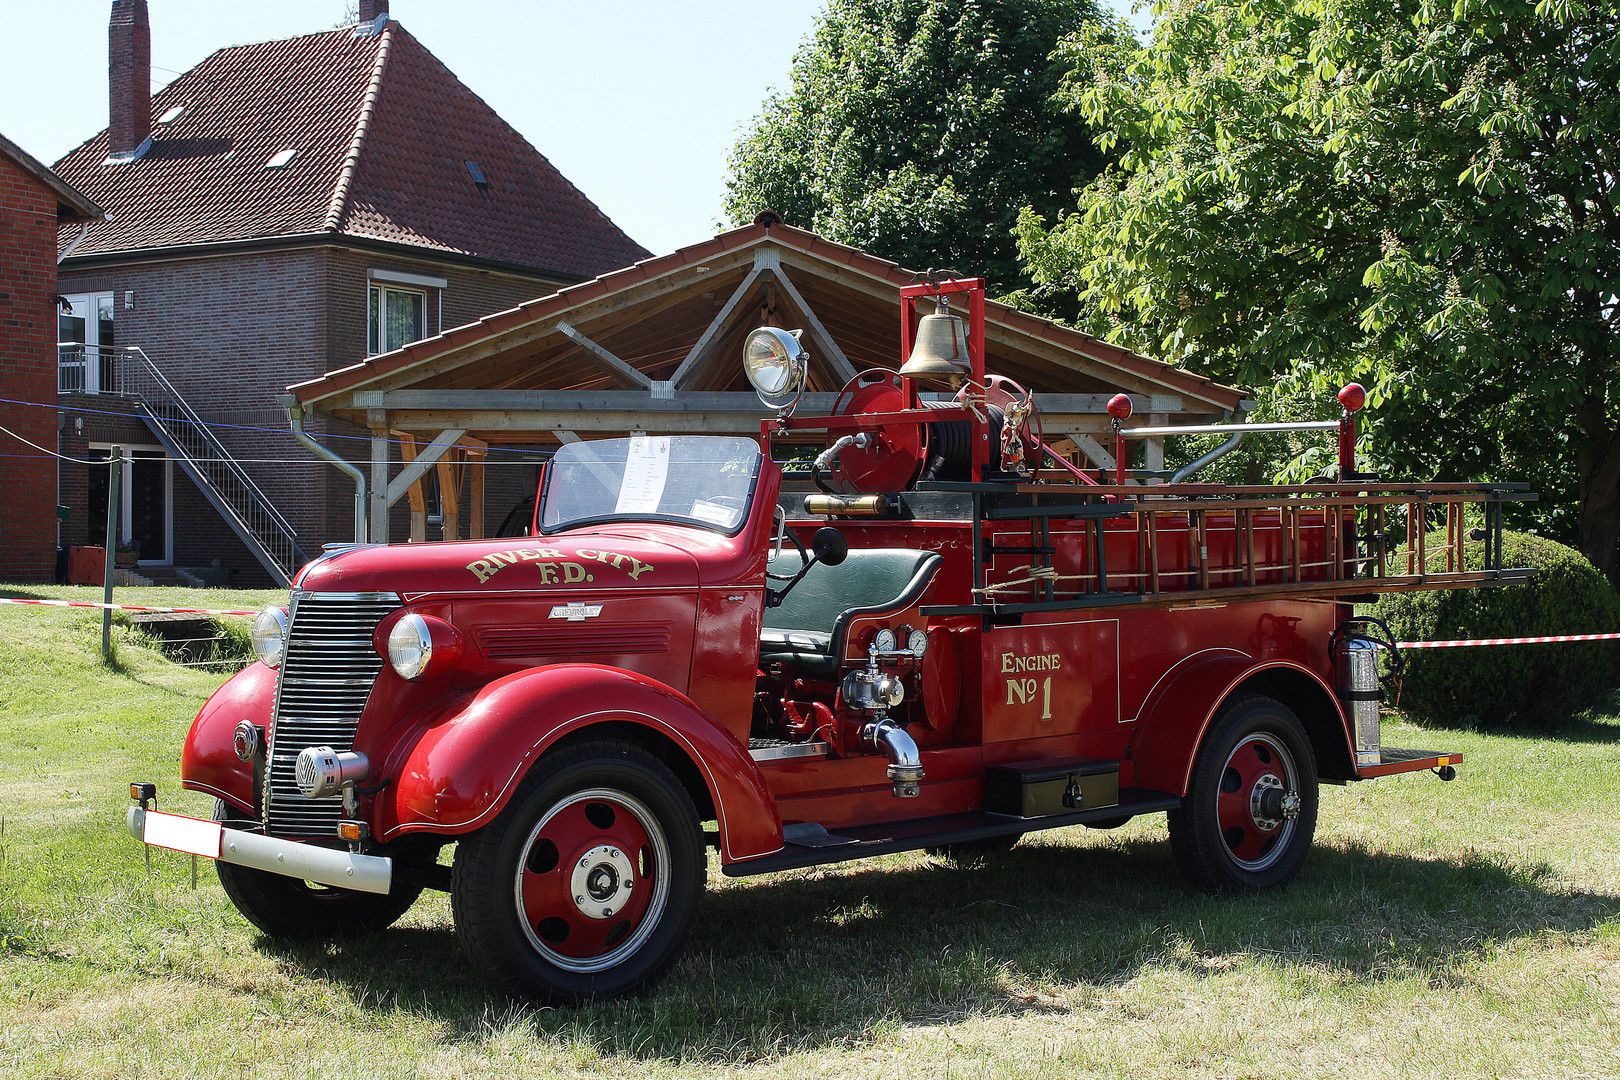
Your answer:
(359, 0), (388, 22)
(108, 0), (151, 159)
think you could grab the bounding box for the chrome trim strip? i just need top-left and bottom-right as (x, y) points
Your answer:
(749, 742), (830, 762)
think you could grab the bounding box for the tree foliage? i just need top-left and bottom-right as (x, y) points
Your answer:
(1018, 0), (1620, 580)
(726, 0), (1121, 294)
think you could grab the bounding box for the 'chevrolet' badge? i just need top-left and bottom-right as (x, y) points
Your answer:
(548, 602), (604, 622)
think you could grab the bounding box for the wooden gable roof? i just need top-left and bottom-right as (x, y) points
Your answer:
(290, 219), (1246, 444)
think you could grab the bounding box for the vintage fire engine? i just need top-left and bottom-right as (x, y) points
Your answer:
(126, 275), (1533, 1003)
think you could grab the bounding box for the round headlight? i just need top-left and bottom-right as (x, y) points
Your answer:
(907, 629), (928, 657)
(743, 327), (808, 409)
(388, 614), (433, 680)
(251, 606), (287, 669)
(873, 628), (897, 654)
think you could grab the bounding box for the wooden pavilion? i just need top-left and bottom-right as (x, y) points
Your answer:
(288, 218), (1247, 543)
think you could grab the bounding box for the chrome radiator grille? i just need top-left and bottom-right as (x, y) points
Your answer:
(264, 591), (400, 838)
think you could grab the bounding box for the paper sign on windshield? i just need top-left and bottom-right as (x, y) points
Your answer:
(614, 435), (672, 514)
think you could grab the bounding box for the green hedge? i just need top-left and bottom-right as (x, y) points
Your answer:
(1371, 532), (1620, 727)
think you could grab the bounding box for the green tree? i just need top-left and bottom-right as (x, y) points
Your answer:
(1018, 0), (1620, 581)
(726, 0), (1122, 294)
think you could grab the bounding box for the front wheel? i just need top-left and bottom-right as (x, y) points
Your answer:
(211, 801), (424, 938)
(1167, 695), (1319, 893)
(451, 739), (705, 1004)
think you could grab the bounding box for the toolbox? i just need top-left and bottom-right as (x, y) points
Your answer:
(984, 757), (1121, 818)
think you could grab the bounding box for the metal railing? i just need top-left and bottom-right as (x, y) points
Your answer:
(59, 343), (308, 586)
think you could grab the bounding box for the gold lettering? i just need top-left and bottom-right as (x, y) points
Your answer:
(467, 559), (497, 583)
(537, 563), (558, 585)
(536, 548), (564, 559)
(562, 562), (590, 584)
(575, 548), (600, 561)
(1001, 652), (1016, 674)
(625, 557), (653, 580)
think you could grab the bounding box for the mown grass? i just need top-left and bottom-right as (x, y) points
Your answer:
(3, 583), (1620, 1078)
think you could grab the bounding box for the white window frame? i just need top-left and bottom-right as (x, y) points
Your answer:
(366, 269), (446, 356)
(59, 291), (116, 393)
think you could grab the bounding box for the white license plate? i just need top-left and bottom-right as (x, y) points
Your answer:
(143, 811), (223, 859)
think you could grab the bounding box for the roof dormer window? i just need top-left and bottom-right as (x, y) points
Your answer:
(465, 160), (488, 193)
(157, 104), (186, 124)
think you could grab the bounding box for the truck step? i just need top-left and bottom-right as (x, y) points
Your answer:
(1358, 747), (1462, 778)
(723, 788), (1181, 878)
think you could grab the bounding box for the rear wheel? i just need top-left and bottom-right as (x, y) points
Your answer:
(1167, 695), (1319, 893)
(451, 739), (705, 1004)
(211, 801), (423, 938)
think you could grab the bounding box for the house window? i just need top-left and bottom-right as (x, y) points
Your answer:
(368, 284), (425, 355)
(59, 292), (116, 393)
(365, 268), (447, 356)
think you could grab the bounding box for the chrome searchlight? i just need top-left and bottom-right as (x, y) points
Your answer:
(294, 746), (370, 800)
(743, 326), (808, 413)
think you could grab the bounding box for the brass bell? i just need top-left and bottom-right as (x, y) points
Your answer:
(899, 309), (972, 385)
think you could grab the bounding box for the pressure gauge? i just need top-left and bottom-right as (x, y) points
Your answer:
(907, 629), (928, 657)
(873, 628), (896, 654)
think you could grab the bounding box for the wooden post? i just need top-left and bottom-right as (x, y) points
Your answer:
(437, 449), (462, 542)
(102, 446), (121, 663)
(468, 446), (487, 539)
(396, 432), (427, 543)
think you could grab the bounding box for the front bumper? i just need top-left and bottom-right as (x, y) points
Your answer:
(128, 805), (392, 895)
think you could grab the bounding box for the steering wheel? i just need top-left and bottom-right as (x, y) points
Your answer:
(766, 505), (809, 581)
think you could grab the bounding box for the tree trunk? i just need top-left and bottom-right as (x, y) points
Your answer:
(1577, 399), (1620, 587)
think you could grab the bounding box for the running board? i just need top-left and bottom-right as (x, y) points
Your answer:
(723, 788), (1182, 877)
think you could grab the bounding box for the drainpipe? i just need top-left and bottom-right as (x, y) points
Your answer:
(279, 393), (367, 543)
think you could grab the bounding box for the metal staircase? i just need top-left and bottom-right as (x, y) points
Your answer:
(65, 345), (309, 587)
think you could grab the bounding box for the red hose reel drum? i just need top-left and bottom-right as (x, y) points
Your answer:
(824, 371), (928, 493)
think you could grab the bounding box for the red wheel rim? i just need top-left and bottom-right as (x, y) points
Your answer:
(1214, 733), (1300, 871)
(512, 788), (671, 973)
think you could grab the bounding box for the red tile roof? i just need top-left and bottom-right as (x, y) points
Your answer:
(52, 20), (647, 279)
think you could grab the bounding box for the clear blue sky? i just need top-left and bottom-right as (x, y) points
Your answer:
(0, 0), (1151, 257)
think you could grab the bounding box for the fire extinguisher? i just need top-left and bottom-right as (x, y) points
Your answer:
(1330, 617), (1403, 768)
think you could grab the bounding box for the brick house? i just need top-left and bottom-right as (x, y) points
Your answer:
(0, 133), (103, 582)
(50, 0), (647, 586)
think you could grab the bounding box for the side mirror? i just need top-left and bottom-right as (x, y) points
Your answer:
(811, 527), (848, 567)
(766, 527), (850, 608)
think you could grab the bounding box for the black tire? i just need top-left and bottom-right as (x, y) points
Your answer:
(1167, 695), (1319, 893)
(926, 834), (1020, 867)
(211, 801), (424, 939)
(451, 739), (705, 1004)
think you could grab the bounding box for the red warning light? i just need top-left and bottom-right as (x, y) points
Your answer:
(1338, 383), (1366, 412)
(1106, 393), (1134, 420)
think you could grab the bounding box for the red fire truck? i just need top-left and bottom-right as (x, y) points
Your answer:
(126, 276), (1532, 1003)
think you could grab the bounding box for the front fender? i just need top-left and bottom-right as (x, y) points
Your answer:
(179, 661), (275, 814)
(1130, 651), (1347, 796)
(374, 664), (782, 863)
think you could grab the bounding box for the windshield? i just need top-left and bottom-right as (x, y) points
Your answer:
(538, 435), (763, 535)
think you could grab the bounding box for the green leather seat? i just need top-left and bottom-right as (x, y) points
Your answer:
(759, 548), (943, 677)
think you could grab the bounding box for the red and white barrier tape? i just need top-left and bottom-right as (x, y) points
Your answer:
(1397, 633), (1620, 649)
(0, 597), (256, 617)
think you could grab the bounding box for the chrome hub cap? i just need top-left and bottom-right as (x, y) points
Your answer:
(570, 844), (635, 919)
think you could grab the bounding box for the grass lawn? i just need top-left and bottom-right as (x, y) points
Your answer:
(3, 583), (1619, 1078)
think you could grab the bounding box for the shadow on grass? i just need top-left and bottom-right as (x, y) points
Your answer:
(249, 832), (1620, 1064)
(1404, 691), (1620, 745)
